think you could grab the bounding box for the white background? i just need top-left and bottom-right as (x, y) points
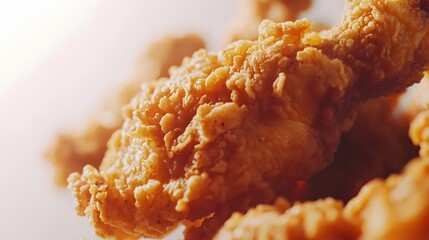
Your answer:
(0, 1), (344, 239)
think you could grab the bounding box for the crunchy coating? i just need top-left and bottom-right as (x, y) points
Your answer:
(214, 158), (429, 240)
(185, 1), (314, 238)
(215, 198), (359, 240)
(68, 0), (429, 238)
(215, 109), (429, 240)
(226, 0), (312, 42)
(46, 35), (205, 186)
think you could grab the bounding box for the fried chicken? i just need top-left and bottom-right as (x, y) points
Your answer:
(226, 0), (312, 42)
(68, 0), (429, 238)
(344, 158), (429, 240)
(185, 1), (315, 238)
(45, 35), (205, 186)
(215, 197), (359, 240)
(186, 96), (419, 239)
(214, 107), (429, 240)
(214, 157), (429, 240)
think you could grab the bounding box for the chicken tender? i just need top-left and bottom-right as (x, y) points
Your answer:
(185, 1), (315, 238)
(68, 0), (429, 238)
(46, 35), (205, 186)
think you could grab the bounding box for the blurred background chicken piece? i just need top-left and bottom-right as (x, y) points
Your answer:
(45, 34), (205, 186)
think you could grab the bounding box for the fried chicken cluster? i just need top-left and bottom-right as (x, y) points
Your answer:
(47, 0), (429, 239)
(215, 156), (429, 240)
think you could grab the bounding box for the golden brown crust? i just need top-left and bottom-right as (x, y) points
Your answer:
(226, 0), (312, 42)
(46, 35), (205, 186)
(184, 1), (316, 238)
(215, 198), (359, 240)
(68, 0), (429, 238)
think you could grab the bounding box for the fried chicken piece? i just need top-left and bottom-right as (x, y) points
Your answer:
(300, 97), (418, 202)
(344, 158), (429, 240)
(226, 0), (312, 42)
(214, 157), (429, 240)
(68, 0), (429, 238)
(45, 35), (205, 186)
(185, 1), (314, 238)
(215, 108), (429, 240)
(215, 198), (359, 240)
(186, 95), (418, 239)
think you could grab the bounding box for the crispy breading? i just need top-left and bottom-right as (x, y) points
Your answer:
(184, 1), (314, 238)
(214, 105), (429, 240)
(215, 198), (359, 240)
(45, 35), (204, 186)
(226, 0), (312, 42)
(68, 0), (429, 238)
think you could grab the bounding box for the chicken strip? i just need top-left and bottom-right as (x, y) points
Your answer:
(68, 0), (429, 238)
(184, 1), (315, 238)
(46, 34), (205, 186)
(214, 158), (429, 240)
(226, 0), (312, 42)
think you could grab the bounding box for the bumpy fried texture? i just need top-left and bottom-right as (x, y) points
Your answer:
(46, 35), (204, 186)
(215, 198), (359, 240)
(301, 97), (418, 202)
(185, 94), (419, 240)
(226, 0), (312, 42)
(185, 1), (314, 238)
(214, 157), (429, 240)
(186, 96), (418, 239)
(68, 0), (429, 238)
